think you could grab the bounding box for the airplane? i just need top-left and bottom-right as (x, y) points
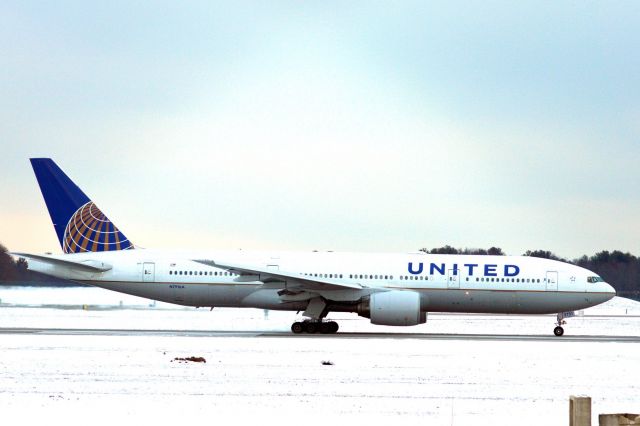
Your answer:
(14, 158), (616, 336)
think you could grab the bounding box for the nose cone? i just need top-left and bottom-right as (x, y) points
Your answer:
(604, 282), (617, 299)
(586, 281), (616, 306)
(594, 282), (617, 304)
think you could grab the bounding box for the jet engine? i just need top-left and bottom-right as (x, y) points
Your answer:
(357, 290), (426, 326)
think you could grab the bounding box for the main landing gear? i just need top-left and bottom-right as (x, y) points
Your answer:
(554, 312), (566, 337)
(291, 320), (339, 334)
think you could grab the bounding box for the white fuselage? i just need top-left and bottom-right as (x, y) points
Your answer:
(26, 249), (616, 316)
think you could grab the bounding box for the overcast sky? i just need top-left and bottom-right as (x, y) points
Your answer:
(1, 2), (639, 258)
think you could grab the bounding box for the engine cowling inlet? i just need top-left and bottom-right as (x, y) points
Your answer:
(357, 290), (426, 326)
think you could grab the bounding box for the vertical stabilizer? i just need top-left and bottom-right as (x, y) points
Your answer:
(30, 158), (134, 253)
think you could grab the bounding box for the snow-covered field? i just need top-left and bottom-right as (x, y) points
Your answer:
(0, 286), (638, 425)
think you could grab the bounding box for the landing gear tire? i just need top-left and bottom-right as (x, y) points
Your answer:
(318, 321), (339, 334)
(291, 322), (305, 334)
(291, 320), (339, 334)
(554, 326), (564, 337)
(320, 322), (332, 334)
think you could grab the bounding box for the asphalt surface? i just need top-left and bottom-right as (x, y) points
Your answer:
(0, 327), (638, 342)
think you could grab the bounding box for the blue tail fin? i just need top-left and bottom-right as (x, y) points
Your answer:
(30, 158), (134, 253)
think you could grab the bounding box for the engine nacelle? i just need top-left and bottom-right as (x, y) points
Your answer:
(358, 290), (426, 326)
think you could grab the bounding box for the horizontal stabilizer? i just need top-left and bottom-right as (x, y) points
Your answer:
(11, 252), (112, 273)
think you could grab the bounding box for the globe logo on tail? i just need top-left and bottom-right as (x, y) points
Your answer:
(63, 201), (134, 253)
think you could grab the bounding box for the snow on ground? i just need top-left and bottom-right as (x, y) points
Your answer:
(0, 286), (638, 425)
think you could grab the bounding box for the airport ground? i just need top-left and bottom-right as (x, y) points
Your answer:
(0, 287), (638, 425)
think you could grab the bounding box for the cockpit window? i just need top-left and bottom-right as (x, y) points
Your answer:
(587, 276), (604, 283)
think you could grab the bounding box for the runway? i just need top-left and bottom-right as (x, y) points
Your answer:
(1, 326), (638, 342)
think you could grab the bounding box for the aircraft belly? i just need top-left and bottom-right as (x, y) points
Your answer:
(81, 281), (260, 308)
(206, 283), (258, 307)
(81, 281), (178, 305)
(421, 290), (608, 314)
(79, 282), (612, 316)
(240, 289), (308, 311)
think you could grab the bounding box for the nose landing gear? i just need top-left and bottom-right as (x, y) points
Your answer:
(554, 312), (567, 336)
(291, 320), (339, 334)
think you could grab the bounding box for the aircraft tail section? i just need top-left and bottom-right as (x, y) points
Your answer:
(30, 158), (134, 253)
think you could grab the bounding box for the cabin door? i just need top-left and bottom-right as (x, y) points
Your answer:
(447, 269), (460, 289)
(142, 262), (155, 282)
(545, 271), (558, 291)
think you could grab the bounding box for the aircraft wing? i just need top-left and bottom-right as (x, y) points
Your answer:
(11, 252), (112, 273)
(192, 259), (364, 292)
